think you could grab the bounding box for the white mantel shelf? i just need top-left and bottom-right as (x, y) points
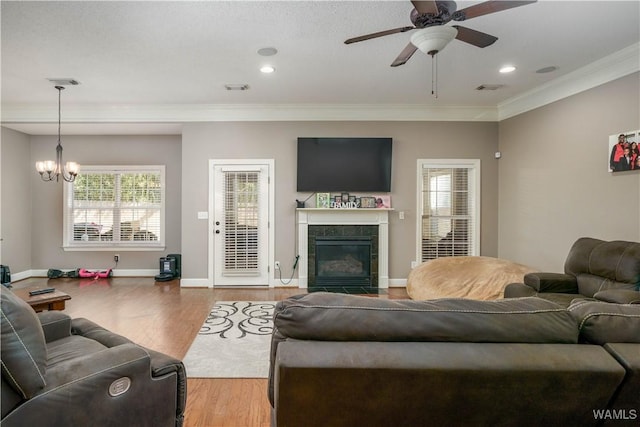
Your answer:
(296, 208), (390, 289)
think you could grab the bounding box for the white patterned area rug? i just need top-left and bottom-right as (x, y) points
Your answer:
(183, 301), (276, 378)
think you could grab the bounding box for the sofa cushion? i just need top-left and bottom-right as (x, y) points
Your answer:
(1, 288), (47, 398)
(274, 293), (579, 344)
(568, 300), (640, 344)
(594, 289), (640, 304)
(577, 273), (637, 298)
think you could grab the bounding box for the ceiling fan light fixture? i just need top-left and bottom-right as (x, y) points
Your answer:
(499, 65), (516, 73)
(410, 26), (458, 55)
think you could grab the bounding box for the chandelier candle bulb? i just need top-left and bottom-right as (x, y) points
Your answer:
(66, 162), (80, 175)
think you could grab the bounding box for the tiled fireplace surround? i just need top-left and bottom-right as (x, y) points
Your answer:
(296, 209), (390, 289)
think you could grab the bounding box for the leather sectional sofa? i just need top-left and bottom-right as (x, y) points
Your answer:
(1, 287), (186, 426)
(504, 237), (640, 306)
(268, 292), (640, 427)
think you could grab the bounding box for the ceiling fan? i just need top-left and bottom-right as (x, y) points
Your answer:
(345, 0), (537, 67)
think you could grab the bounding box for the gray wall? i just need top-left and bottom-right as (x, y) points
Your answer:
(181, 121), (500, 281)
(498, 72), (640, 271)
(8, 76), (636, 280)
(1, 127), (32, 272)
(29, 134), (182, 271)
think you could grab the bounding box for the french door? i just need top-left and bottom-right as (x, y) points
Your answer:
(210, 160), (273, 286)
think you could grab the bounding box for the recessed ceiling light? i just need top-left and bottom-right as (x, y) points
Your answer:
(536, 66), (558, 74)
(499, 65), (516, 74)
(257, 47), (278, 56)
(260, 65), (275, 74)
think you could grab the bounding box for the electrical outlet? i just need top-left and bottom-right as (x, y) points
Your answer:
(114, 254), (120, 263)
(275, 261), (280, 270)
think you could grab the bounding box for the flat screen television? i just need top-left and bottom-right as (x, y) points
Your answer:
(297, 137), (392, 192)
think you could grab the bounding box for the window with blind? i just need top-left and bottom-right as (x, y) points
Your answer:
(223, 170), (260, 274)
(417, 159), (480, 261)
(63, 165), (165, 250)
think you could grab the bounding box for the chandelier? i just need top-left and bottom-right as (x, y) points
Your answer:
(35, 85), (79, 182)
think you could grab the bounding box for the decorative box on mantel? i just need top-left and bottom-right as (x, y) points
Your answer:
(296, 208), (391, 289)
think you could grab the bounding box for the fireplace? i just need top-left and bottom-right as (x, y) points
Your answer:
(297, 208), (390, 291)
(315, 237), (372, 287)
(307, 224), (378, 293)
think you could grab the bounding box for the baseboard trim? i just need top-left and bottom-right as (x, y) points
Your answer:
(180, 279), (407, 289)
(180, 278), (211, 288)
(10, 271), (406, 288)
(388, 278), (407, 287)
(25, 269), (157, 278)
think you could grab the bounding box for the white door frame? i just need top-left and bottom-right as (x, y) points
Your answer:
(208, 159), (275, 287)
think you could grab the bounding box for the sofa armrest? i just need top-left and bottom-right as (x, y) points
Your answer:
(71, 317), (132, 347)
(594, 289), (640, 304)
(37, 311), (71, 342)
(146, 347), (187, 419)
(2, 343), (182, 427)
(503, 283), (537, 298)
(524, 272), (578, 293)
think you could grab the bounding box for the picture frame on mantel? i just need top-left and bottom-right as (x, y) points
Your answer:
(609, 129), (640, 173)
(360, 197), (376, 208)
(316, 192), (330, 208)
(374, 195), (391, 208)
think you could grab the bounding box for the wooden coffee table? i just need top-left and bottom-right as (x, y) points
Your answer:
(14, 288), (72, 312)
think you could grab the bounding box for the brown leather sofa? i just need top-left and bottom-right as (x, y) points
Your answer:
(268, 292), (640, 427)
(1, 287), (186, 426)
(504, 237), (640, 306)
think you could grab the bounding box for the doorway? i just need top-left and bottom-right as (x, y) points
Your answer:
(209, 159), (274, 287)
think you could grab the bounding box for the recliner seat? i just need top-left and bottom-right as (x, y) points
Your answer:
(1, 287), (186, 427)
(504, 237), (640, 306)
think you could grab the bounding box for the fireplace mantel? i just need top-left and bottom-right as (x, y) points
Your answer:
(296, 208), (390, 288)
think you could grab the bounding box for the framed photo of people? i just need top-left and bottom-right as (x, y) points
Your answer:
(609, 130), (640, 173)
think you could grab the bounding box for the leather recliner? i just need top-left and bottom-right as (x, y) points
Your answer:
(1, 287), (186, 426)
(504, 237), (640, 306)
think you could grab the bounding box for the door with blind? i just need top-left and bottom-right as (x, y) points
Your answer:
(211, 161), (272, 286)
(417, 159), (480, 262)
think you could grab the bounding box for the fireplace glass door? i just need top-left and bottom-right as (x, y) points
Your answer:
(315, 237), (372, 287)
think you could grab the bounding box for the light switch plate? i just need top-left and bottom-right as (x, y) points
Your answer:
(197, 211), (208, 220)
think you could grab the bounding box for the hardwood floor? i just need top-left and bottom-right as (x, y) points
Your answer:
(10, 277), (408, 427)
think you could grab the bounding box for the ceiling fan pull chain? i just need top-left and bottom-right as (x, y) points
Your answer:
(431, 54), (438, 98)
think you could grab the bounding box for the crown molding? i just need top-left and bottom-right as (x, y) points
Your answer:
(1, 103), (498, 125)
(497, 42), (640, 121)
(2, 43), (637, 131)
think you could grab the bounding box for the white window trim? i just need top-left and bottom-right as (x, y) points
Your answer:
(63, 165), (166, 251)
(415, 159), (481, 263)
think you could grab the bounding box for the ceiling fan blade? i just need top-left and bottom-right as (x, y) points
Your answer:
(345, 26), (415, 44)
(390, 43), (419, 67)
(456, 0), (537, 21)
(452, 25), (498, 48)
(411, 0), (439, 15)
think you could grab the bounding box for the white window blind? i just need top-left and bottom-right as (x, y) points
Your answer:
(418, 160), (480, 261)
(63, 165), (165, 249)
(223, 170), (260, 274)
